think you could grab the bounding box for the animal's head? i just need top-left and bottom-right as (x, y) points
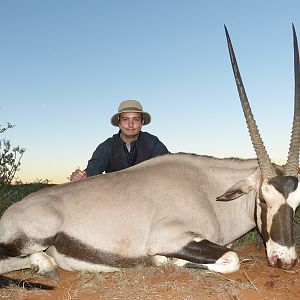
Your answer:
(221, 25), (300, 269)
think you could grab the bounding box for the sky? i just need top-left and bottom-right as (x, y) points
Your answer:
(1, 0), (300, 184)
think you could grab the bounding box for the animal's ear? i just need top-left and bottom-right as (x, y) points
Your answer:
(216, 168), (261, 202)
(216, 180), (251, 201)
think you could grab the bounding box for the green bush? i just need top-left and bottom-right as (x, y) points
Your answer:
(0, 123), (25, 184)
(0, 183), (54, 217)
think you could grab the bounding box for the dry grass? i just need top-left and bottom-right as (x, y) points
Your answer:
(0, 264), (258, 300)
(1, 243), (300, 300)
(55, 252), (266, 300)
(0, 269), (53, 299)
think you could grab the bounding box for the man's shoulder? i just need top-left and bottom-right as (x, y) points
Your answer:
(139, 131), (169, 154)
(140, 131), (158, 139)
(139, 131), (161, 142)
(102, 132), (120, 143)
(96, 132), (120, 149)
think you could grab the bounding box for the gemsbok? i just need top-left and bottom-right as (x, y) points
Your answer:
(0, 25), (300, 281)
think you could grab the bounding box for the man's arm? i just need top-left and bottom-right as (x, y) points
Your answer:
(153, 138), (169, 157)
(85, 142), (111, 176)
(70, 169), (87, 181)
(70, 142), (111, 182)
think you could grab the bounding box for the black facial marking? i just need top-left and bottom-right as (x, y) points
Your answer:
(259, 199), (269, 242)
(269, 176), (298, 199)
(270, 204), (294, 247)
(258, 175), (297, 245)
(160, 239), (231, 264)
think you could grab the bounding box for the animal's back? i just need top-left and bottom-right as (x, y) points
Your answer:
(1, 153), (258, 260)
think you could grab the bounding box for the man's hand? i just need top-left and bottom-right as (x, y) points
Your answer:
(70, 169), (87, 182)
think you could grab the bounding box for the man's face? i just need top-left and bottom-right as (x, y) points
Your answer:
(119, 112), (144, 139)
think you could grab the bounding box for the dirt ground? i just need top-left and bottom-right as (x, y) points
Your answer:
(1, 242), (300, 300)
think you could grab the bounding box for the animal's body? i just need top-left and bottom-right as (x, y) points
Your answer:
(1, 26), (300, 280)
(0, 154), (259, 277)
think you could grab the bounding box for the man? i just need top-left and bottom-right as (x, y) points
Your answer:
(70, 100), (169, 181)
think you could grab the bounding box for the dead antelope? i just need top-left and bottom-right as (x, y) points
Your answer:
(0, 26), (300, 281)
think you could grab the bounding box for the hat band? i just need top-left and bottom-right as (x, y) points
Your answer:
(119, 107), (143, 113)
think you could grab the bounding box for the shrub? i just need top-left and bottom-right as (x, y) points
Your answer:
(0, 183), (54, 217)
(0, 123), (25, 184)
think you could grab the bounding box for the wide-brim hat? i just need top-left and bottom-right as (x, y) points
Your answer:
(111, 100), (151, 127)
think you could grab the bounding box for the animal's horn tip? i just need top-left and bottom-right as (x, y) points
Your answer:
(224, 25), (229, 34)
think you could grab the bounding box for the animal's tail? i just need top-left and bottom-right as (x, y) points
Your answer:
(0, 274), (54, 290)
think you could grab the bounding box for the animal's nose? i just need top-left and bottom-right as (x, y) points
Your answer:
(269, 255), (297, 270)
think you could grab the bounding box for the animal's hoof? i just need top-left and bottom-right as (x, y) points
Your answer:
(42, 270), (59, 281)
(30, 264), (39, 272)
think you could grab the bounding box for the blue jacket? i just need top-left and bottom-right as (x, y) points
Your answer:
(86, 131), (169, 176)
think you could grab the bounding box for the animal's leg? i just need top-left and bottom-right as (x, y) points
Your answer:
(46, 245), (121, 273)
(0, 256), (31, 273)
(146, 221), (239, 273)
(0, 232), (58, 278)
(29, 252), (59, 281)
(162, 238), (240, 273)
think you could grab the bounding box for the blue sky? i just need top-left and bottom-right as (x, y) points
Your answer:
(1, 0), (300, 183)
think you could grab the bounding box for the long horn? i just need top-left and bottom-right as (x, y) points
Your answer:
(224, 25), (276, 180)
(285, 24), (300, 177)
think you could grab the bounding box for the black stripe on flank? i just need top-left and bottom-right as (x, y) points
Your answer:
(0, 232), (151, 268)
(53, 232), (151, 267)
(0, 232), (50, 257)
(0, 240), (24, 257)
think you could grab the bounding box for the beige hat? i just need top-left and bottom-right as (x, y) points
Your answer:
(110, 100), (151, 127)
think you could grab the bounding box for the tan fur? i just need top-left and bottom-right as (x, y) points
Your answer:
(0, 153), (260, 273)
